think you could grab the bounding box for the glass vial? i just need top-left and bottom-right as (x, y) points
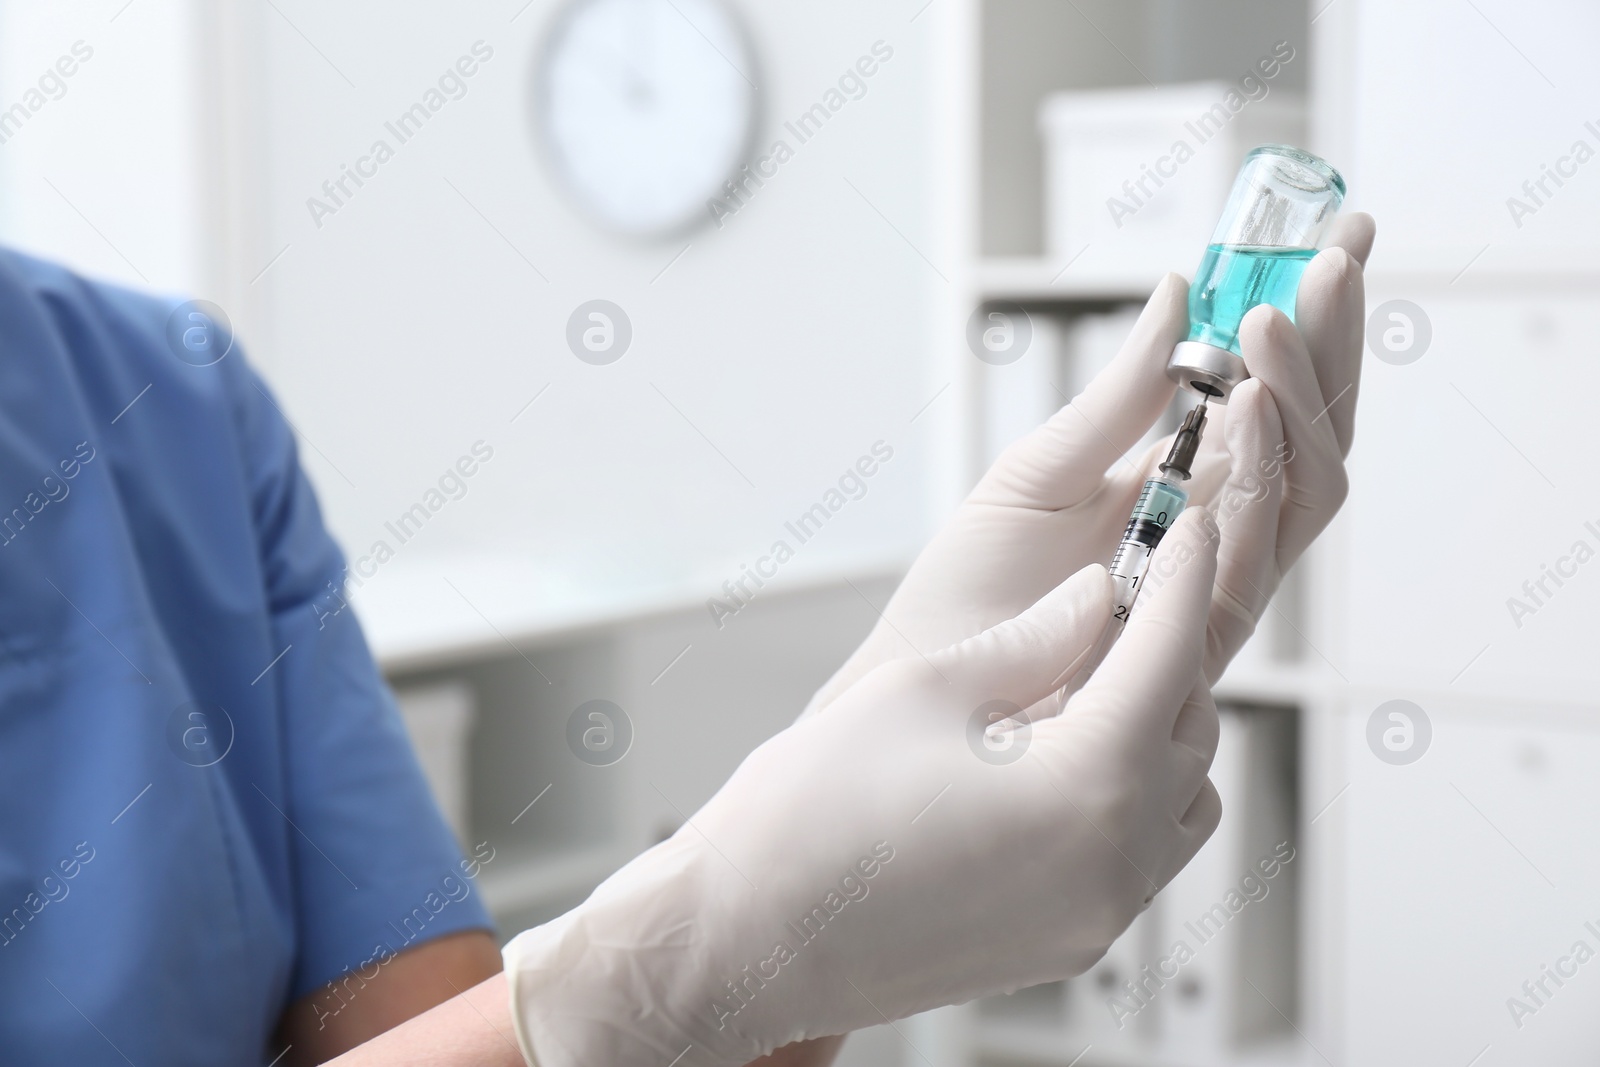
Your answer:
(1167, 144), (1346, 401)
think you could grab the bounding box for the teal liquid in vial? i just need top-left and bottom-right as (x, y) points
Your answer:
(1186, 244), (1317, 355)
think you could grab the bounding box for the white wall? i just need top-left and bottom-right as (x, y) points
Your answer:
(0, 0), (203, 294)
(244, 0), (946, 611)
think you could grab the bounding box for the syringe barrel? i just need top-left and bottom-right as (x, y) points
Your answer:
(1108, 475), (1190, 625)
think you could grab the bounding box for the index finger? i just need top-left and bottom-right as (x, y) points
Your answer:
(1297, 212), (1375, 456)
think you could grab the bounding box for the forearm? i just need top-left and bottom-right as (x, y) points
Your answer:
(325, 973), (524, 1067)
(324, 972), (845, 1067)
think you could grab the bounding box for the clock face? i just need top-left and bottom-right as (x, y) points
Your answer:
(538, 0), (759, 238)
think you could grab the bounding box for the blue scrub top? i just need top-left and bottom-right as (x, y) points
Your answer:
(0, 249), (493, 1065)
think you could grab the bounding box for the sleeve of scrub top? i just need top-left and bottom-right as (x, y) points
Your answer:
(232, 362), (495, 1001)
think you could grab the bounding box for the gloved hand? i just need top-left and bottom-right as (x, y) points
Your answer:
(803, 214), (1375, 716)
(505, 510), (1223, 1066)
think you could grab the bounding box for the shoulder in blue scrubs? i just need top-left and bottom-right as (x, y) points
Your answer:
(0, 249), (492, 1065)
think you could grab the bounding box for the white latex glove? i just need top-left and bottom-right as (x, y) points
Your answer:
(504, 509), (1223, 1067)
(804, 214), (1375, 715)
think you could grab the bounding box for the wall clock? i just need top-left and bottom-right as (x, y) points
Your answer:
(538, 0), (759, 237)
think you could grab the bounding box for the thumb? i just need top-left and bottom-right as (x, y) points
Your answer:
(926, 564), (1113, 712)
(972, 274), (1186, 510)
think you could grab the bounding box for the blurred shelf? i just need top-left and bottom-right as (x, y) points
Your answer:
(478, 842), (636, 919)
(352, 552), (705, 673)
(971, 1019), (1083, 1066)
(974, 1018), (1308, 1067)
(353, 550), (911, 674)
(1213, 661), (1323, 708)
(975, 257), (1160, 306)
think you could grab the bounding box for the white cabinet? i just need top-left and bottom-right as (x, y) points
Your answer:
(1318, 4), (1600, 1061)
(1338, 697), (1600, 1063)
(1338, 288), (1600, 705)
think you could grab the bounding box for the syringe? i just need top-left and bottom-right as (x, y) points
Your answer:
(1107, 399), (1208, 627)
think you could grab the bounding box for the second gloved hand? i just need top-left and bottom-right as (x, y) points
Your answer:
(803, 214), (1375, 715)
(504, 509), (1223, 1067)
